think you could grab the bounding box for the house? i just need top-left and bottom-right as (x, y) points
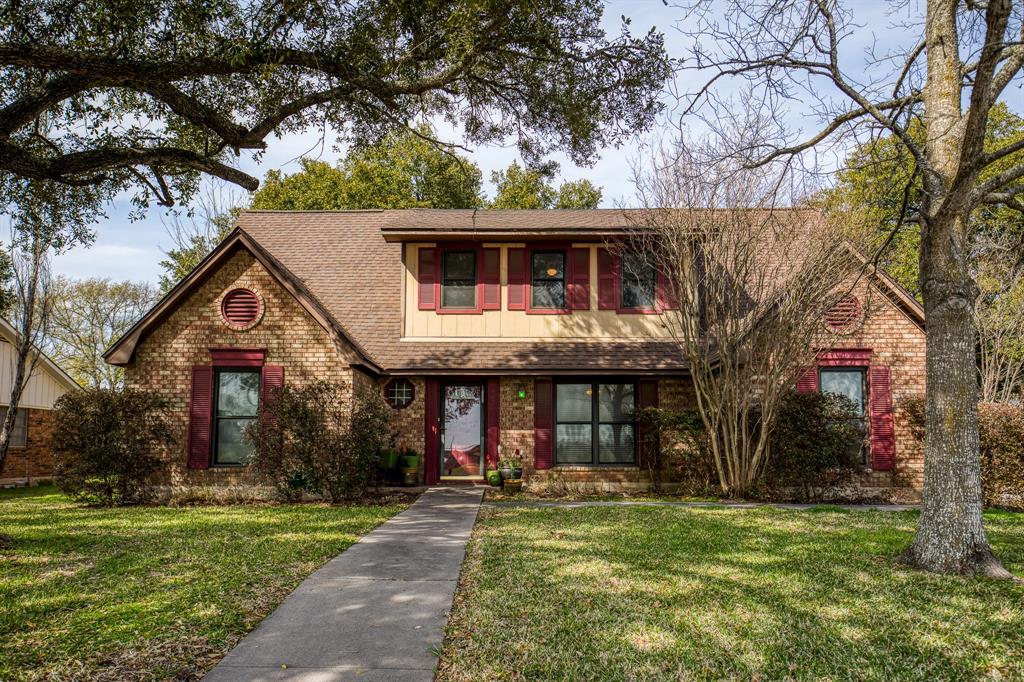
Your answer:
(104, 209), (926, 499)
(0, 317), (80, 486)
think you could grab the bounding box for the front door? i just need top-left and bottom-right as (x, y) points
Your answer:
(441, 383), (484, 479)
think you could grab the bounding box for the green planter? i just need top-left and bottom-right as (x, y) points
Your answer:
(378, 450), (400, 469)
(486, 470), (502, 487)
(402, 454), (420, 469)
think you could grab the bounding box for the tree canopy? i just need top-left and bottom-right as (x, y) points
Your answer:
(0, 0), (670, 212)
(821, 103), (1024, 299)
(252, 128), (483, 210)
(488, 162), (602, 209)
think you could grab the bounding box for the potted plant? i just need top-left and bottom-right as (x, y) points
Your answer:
(486, 469), (502, 487)
(498, 458), (514, 481)
(401, 447), (420, 470)
(378, 449), (400, 471)
(509, 449), (524, 480)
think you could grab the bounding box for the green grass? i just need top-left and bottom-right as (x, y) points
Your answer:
(439, 506), (1024, 681)
(0, 486), (407, 680)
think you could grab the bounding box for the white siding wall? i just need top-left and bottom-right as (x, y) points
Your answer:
(0, 340), (72, 409)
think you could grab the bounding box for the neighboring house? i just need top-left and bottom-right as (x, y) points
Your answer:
(0, 317), (79, 486)
(105, 209), (926, 499)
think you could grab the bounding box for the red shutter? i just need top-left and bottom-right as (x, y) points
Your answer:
(187, 366), (213, 469)
(418, 247), (437, 310)
(569, 247), (591, 310)
(486, 378), (500, 470)
(534, 378), (554, 470)
(637, 380), (658, 466)
(656, 269), (679, 310)
(482, 248), (501, 310)
(424, 379), (440, 485)
(507, 248), (527, 310)
(260, 365), (284, 431)
(869, 365), (896, 471)
(598, 248), (618, 310)
(796, 367), (819, 393)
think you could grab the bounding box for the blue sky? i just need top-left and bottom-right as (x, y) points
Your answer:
(50, 0), (936, 284)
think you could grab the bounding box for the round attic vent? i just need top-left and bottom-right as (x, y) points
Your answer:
(825, 294), (862, 332)
(221, 288), (261, 329)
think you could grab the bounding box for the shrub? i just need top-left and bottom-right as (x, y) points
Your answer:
(248, 380), (391, 502)
(52, 388), (174, 506)
(766, 390), (864, 502)
(637, 407), (716, 495)
(904, 396), (1024, 509)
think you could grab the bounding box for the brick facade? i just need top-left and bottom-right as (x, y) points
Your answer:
(120, 245), (925, 500)
(0, 408), (57, 486)
(124, 248), (359, 493)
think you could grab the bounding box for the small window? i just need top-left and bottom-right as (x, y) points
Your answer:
(554, 382), (636, 465)
(213, 368), (260, 465)
(820, 368), (867, 464)
(532, 251), (566, 309)
(6, 408), (27, 448)
(442, 250), (477, 309)
(385, 378), (415, 409)
(620, 253), (657, 309)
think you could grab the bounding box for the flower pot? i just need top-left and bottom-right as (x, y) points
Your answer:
(499, 467), (513, 481)
(402, 455), (420, 469)
(399, 466), (418, 487)
(378, 450), (399, 470)
(503, 479), (523, 493)
(512, 467), (523, 479)
(486, 470), (502, 487)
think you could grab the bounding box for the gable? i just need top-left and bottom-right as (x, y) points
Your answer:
(105, 233), (377, 371)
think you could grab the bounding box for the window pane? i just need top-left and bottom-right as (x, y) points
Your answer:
(820, 370), (865, 415)
(216, 418), (255, 464)
(217, 371), (260, 417)
(556, 383), (592, 422)
(598, 384), (635, 422)
(444, 251), (475, 280)
(556, 424), (592, 463)
(532, 252), (565, 280)
(442, 284), (476, 308)
(9, 408), (27, 448)
(620, 254), (656, 308)
(599, 424), (635, 463)
(532, 281), (566, 309)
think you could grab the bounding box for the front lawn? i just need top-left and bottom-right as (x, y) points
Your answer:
(439, 505), (1024, 681)
(0, 486), (408, 680)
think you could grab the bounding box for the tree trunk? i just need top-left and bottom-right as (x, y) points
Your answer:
(901, 224), (1011, 577)
(900, 0), (1011, 578)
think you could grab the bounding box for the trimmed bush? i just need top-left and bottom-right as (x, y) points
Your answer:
(248, 380), (392, 502)
(637, 407), (716, 495)
(765, 391), (864, 502)
(52, 388), (174, 506)
(904, 397), (1024, 509)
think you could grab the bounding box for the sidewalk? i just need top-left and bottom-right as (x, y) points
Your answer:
(203, 486), (484, 682)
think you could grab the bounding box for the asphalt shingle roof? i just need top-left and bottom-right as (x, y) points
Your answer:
(237, 209), (688, 373)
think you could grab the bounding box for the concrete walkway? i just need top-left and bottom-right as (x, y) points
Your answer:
(204, 486), (484, 682)
(484, 499), (918, 512)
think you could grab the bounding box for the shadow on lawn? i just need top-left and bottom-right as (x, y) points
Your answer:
(447, 506), (1024, 681)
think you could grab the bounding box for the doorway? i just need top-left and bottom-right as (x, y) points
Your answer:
(440, 383), (485, 479)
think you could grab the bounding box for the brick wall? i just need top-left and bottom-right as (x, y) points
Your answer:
(124, 247), (357, 489)
(0, 408), (56, 486)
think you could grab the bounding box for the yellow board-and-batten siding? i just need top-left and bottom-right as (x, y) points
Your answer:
(402, 244), (674, 340)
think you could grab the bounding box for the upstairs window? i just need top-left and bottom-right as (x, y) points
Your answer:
(620, 253), (657, 309)
(531, 251), (566, 309)
(442, 250), (477, 309)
